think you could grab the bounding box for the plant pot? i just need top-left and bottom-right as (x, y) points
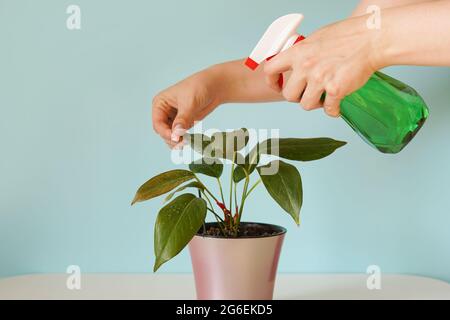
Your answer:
(188, 222), (286, 300)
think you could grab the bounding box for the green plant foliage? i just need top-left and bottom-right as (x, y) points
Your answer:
(261, 138), (347, 161)
(189, 158), (224, 178)
(164, 182), (205, 203)
(257, 160), (303, 225)
(233, 138), (345, 183)
(134, 128), (347, 272)
(131, 170), (195, 205)
(154, 194), (207, 271)
(233, 147), (259, 183)
(188, 129), (249, 160)
(188, 134), (212, 155)
(209, 128), (249, 160)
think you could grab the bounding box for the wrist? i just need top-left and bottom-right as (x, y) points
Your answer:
(367, 9), (399, 70)
(186, 65), (223, 110)
(203, 63), (233, 105)
(370, 30), (393, 71)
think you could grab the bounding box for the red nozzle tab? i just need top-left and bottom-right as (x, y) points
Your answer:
(294, 35), (306, 44)
(245, 57), (259, 70)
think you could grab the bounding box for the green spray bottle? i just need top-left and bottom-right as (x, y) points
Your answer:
(245, 14), (429, 154)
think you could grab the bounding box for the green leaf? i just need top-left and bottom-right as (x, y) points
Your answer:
(233, 166), (247, 183)
(210, 128), (250, 159)
(233, 146), (260, 183)
(188, 129), (250, 160)
(261, 138), (346, 162)
(154, 194), (207, 272)
(189, 158), (224, 178)
(257, 160), (303, 225)
(131, 170), (195, 205)
(164, 182), (205, 203)
(188, 134), (212, 155)
(232, 137), (345, 183)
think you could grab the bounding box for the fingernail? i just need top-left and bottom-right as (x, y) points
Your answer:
(173, 125), (186, 136)
(171, 134), (179, 143)
(171, 125), (186, 142)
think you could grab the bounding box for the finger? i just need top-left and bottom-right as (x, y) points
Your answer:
(300, 82), (324, 111)
(264, 48), (295, 76)
(323, 90), (342, 118)
(171, 103), (195, 143)
(281, 71), (306, 103)
(164, 139), (177, 148)
(152, 102), (174, 141)
(265, 74), (284, 92)
(165, 139), (186, 150)
(263, 50), (295, 91)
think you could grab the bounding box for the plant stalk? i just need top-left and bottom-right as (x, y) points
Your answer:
(216, 177), (226, 206)
(246, 179), (262, 198)
(237, 173), (250, 226)
(229, 154), (236, 212)
(234, 180), (238, 213)
(202, 191), (226, 236)
(193, 175), (220, 204)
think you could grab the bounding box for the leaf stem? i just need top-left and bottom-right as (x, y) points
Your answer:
(229, 154), (236, 212)
(237, 172), (250, 226)
(216, 177), (226, 206)
(198, 190), (206, 234)
(201, 191), (224, 222)
(234, 180), (238, 213)
(193, 174), (220, 204)
(206, 207), (225, 223)
(201, 190), (226, 236)
(246, 179), (262, 198)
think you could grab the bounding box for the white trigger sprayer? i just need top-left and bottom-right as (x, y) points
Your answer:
(245, 14), (305, 87)
(244, 13), (429, 154)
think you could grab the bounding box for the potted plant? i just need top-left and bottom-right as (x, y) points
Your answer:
(132, 129), (346, 300)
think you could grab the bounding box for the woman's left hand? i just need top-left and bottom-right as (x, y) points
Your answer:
(264, 15), (383, 117)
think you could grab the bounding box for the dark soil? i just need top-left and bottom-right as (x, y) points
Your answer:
(198, 222), (286, 239)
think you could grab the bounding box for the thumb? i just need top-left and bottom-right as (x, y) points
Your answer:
(171, 108), (195, 143)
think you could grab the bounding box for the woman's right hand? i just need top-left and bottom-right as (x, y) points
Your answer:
(152, 69), (221, 149)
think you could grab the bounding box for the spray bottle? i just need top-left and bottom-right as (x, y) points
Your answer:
(245, 14), (429, 154)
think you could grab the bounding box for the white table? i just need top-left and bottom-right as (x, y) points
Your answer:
(0, 274), (449, 300)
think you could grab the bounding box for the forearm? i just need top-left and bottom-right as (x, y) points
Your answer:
(352, 0), (436, 16)
(207, 60), (283, 104)
(374, 0), (450, 67)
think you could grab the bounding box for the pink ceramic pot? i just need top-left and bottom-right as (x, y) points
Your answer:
(189, 222), (286, 300)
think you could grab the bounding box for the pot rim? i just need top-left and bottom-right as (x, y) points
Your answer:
(195, 222), (287, 240)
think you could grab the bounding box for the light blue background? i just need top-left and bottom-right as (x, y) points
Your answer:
(1, 0), (449, 282)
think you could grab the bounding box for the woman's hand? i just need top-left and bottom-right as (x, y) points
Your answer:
(152, 70), (221, 149)
(264, 15), (382, 117)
